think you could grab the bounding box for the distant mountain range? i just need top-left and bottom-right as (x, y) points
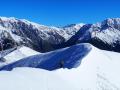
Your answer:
(0, 17), (83, 52)
(0, 17), (120, 52)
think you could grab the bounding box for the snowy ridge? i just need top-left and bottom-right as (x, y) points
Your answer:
(0, 43), (91, 71)
(0, 16), (82, 40)
(0, 44), (120, 90)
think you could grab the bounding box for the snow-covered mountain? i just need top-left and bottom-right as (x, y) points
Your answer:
(1, 17), (120, 52)
(0, 17), (83, 52)
(65, 18), (120, 52)
(0, 43), (120, 90)
(0, 17), (120, 90)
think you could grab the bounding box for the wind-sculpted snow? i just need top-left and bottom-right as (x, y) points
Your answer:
(0, 43), (91, 71)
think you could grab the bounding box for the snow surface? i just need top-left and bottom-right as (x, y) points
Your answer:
(0, 44), (120, 90)
(0, 46), (40, 67)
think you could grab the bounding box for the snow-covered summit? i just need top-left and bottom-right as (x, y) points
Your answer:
(91, 18), (120, 51)
(0, 17), (17, 21)
(101, 18), (120, 27)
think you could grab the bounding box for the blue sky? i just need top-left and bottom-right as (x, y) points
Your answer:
(0, 0), (120, 26)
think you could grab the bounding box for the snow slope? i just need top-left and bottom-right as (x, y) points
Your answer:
(82, 45), (120, 89)
(0, 43), (91, 71)
(0, 46), (40, 67)
(0, 44), (120, 90)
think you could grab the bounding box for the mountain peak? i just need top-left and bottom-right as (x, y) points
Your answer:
(63, 23), (84, 29)
(101, 18), (120, 26)
(0, 16), (18, 22)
